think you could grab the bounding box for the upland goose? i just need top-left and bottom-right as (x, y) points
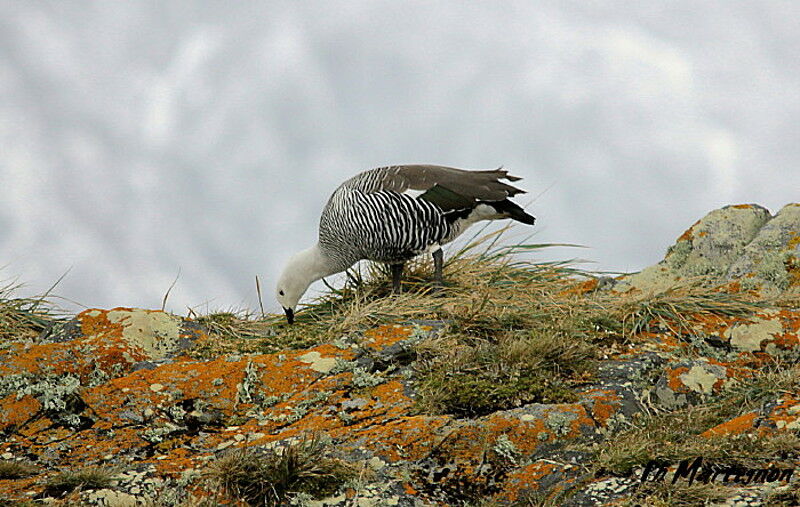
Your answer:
(276, 165), (535, 323)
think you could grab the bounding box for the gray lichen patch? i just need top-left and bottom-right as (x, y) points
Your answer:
(351, 367), (385, 388)
(298, 351), (338, 374)
(1, 372), (84, 426)
(107, 309), (183, 360)
(665, 239), (693, 270)
(236, 361), (260, 404)
(725, 311), (783, 352)
(678, 363), (725, 395)
(545, 410), (577, 436)
(654, 382), (688, 410)
(492, 434), (522, 466)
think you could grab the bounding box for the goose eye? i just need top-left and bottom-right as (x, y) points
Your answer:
(279, 290), (285, 296)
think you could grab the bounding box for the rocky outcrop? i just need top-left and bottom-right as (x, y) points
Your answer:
(616, 203), (800, 294)
(1, 204), (799, 505)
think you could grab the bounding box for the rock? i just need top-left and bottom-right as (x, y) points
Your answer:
(727, 203), (800, 292)
(616, 203), (800, 293)
(2, 204), (799, 505)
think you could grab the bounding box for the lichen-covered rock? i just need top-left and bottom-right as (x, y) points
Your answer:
(727, 203), (800, 292)
(0, 308), (205, 433)
(616, 203), (800, 293)
(653, 359), (751, 410)
(706, 396), (800, 437)
(617, 204), (771, 292)
(2, 204), (799, 505)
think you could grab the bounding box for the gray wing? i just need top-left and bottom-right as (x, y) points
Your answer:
(342, 165), (526, 202)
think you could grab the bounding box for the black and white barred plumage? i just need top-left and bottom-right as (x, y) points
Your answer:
(319, 178), (450, 271)
(276, 164), (535, 323)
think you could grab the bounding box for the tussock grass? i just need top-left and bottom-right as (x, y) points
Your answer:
(190, 226), (598, 357)
(192, 226), (778, 418)
(42, 467), (118, 497)
(0, 280), (62, 343)
(414, 329), (595, 417)
(205, 433), (357, 506)
(617, 281), (767, 337)
(0, 459), (37, 479)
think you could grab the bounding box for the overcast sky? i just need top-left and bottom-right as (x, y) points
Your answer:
(1, 1), (799, 314)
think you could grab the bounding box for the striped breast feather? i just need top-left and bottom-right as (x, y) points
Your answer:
(346, 189), (450, 251)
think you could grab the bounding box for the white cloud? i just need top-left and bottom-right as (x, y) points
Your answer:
(1, 1), (798, 313)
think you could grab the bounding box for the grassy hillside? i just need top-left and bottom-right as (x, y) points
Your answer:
(1, 225), (799, 505)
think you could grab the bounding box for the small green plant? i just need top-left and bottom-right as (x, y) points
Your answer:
(0, 459), (37, 479)
(205, 433), (357, 506)
(43, 467), (117, 497)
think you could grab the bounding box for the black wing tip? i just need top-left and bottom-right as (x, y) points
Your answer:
(517, 213), (536, 225)
(487, 199), (536, 225)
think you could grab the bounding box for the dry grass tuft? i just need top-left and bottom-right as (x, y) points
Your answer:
(189, 226), (598, 358)
(0, 280), (62, 342)
(615, 281), (767, 337)
(0, 459), (38, 479)
(42, 467), (118, 498)
(205, 433), (357, 506)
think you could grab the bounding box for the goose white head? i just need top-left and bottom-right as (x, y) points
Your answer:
(276, 244), (338, 324)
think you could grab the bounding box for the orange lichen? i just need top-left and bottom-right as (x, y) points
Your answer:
(676, 220), (701, 242)
(666, 366), (691, 392)
(0, 477), (38, 500)
(550, 405), (596, 439)
(3, 298), (798, 503)
(16, 416), (52, 438)
(485, 413), (548, 454)
(362, 324), (420, 351)
(402, 482), (418, 495)
(762, 397), (800, 431)
(732, 204), (754, 209)
(75, 307), (134, 336)
(689, 312), (740, 336)
(558, 278), (599, 297)
(0, 395), (41, 430)
(701, 412), (758, 438)
(788, 232), (800, 251)
(655, 332), (685, 352)
(582, 389), (621, 426)
(347, 416), (447, 462)
(494, 461), (559, 502)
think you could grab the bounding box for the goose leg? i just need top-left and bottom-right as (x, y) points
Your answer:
(391, 263), (404, 294)
(432, 248), (444, 287)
